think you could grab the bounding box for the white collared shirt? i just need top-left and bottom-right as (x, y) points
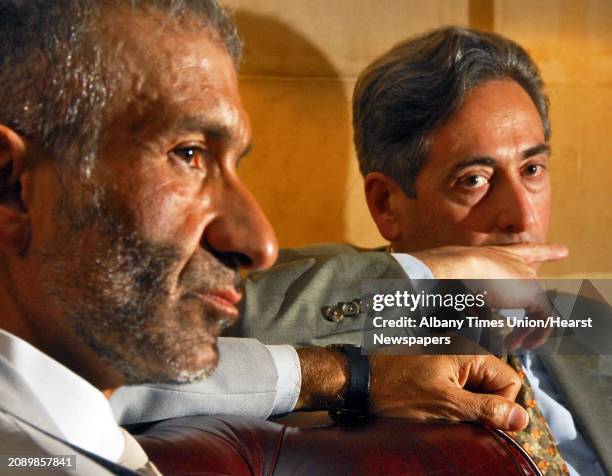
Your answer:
(0, 329), (125, 463)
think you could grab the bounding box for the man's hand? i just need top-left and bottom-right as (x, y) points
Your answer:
(413, 243), (568, 351)
(413, 243), (568, 280)
(295, 348), (528, 432)
(369, 353), (528, 431)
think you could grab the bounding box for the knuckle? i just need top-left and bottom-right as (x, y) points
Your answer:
(477, 354), (493, 369)
(480, 398), (503, 422)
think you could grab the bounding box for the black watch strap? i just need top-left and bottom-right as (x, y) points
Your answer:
(327, 344), (370, 422)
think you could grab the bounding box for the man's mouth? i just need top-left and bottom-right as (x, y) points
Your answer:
(189, 287), (242, 320)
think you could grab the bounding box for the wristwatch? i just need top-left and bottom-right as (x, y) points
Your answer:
(326, 344), (370, 422)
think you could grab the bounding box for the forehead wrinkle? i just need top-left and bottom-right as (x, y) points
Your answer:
(120, 53), (240, 147)
(100, 6), (234, 123)
(109, 68), (239, 155)
(166, 106), (235, 138)
(157, 97), (247, 151)
(95, 5), (248, 184)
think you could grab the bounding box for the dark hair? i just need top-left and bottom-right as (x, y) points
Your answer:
(353, 26), (550, 197)
(0, 0), (241, 180)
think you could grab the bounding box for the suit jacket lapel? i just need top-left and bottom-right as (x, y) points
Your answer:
(541, 354), (612, 475)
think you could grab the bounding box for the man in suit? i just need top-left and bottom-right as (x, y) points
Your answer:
(0, 3), (543, 474)
(229, 27), (611, 475)
(351, 28), (610, 476)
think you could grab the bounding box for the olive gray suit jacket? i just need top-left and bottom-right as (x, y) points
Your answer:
(226, 243), (612, 476)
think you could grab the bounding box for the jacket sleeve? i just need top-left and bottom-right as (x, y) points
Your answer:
(225, 244), (407, 346)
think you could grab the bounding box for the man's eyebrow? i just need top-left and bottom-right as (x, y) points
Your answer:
(448, 156), (497, 176)
(448, 143), (551, 176)
(168, 115), (232, 141)
(522, 143), (551, 159)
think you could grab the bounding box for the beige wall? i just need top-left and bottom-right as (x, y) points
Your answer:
(228, 0), (612, 277)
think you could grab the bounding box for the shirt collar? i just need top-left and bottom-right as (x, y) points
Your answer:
(0, 329), (125, 462)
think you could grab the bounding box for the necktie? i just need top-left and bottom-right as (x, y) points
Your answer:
(506, 354), (569, 475)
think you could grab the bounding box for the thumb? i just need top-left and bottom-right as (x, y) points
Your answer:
(452, 389), (529, 431)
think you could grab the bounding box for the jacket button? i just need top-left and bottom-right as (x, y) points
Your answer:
(321, 306), (343, 322)
(340, 300), (360, 317)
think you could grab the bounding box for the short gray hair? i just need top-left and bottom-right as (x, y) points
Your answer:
(0, 0), (241, 182)
(353, 26), (550, 197)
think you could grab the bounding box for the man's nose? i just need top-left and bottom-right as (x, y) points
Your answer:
(494, 178), (537, 234)
(204, 179), (278, 271)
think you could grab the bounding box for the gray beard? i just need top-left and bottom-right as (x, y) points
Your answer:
(38, 191), (238, 384)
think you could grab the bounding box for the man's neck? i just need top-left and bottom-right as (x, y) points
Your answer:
(0, 282), (37, 344)
(0, 284), (124, 398)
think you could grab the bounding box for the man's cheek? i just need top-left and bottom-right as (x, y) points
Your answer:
(429, 204), (483, 245)
(134, 187), (209, 244)
(531, 193), (551, 243)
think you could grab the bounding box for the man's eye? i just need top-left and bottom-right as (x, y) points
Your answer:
(171, 146), (209, 169)
(523, 163), (544, 177)
(459, 174), (489, 189)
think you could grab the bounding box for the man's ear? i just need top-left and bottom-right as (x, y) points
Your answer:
(364, 172), (404, 242)
(0, 125), (30, 254)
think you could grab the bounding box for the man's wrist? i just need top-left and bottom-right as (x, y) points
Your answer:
(294, 347), (349, 411)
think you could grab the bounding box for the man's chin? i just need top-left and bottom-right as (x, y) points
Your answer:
(163, 341), (219, 384)
(104, 336), (220, 386)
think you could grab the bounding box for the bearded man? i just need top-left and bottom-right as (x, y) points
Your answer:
(1, 3), (543, 474)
